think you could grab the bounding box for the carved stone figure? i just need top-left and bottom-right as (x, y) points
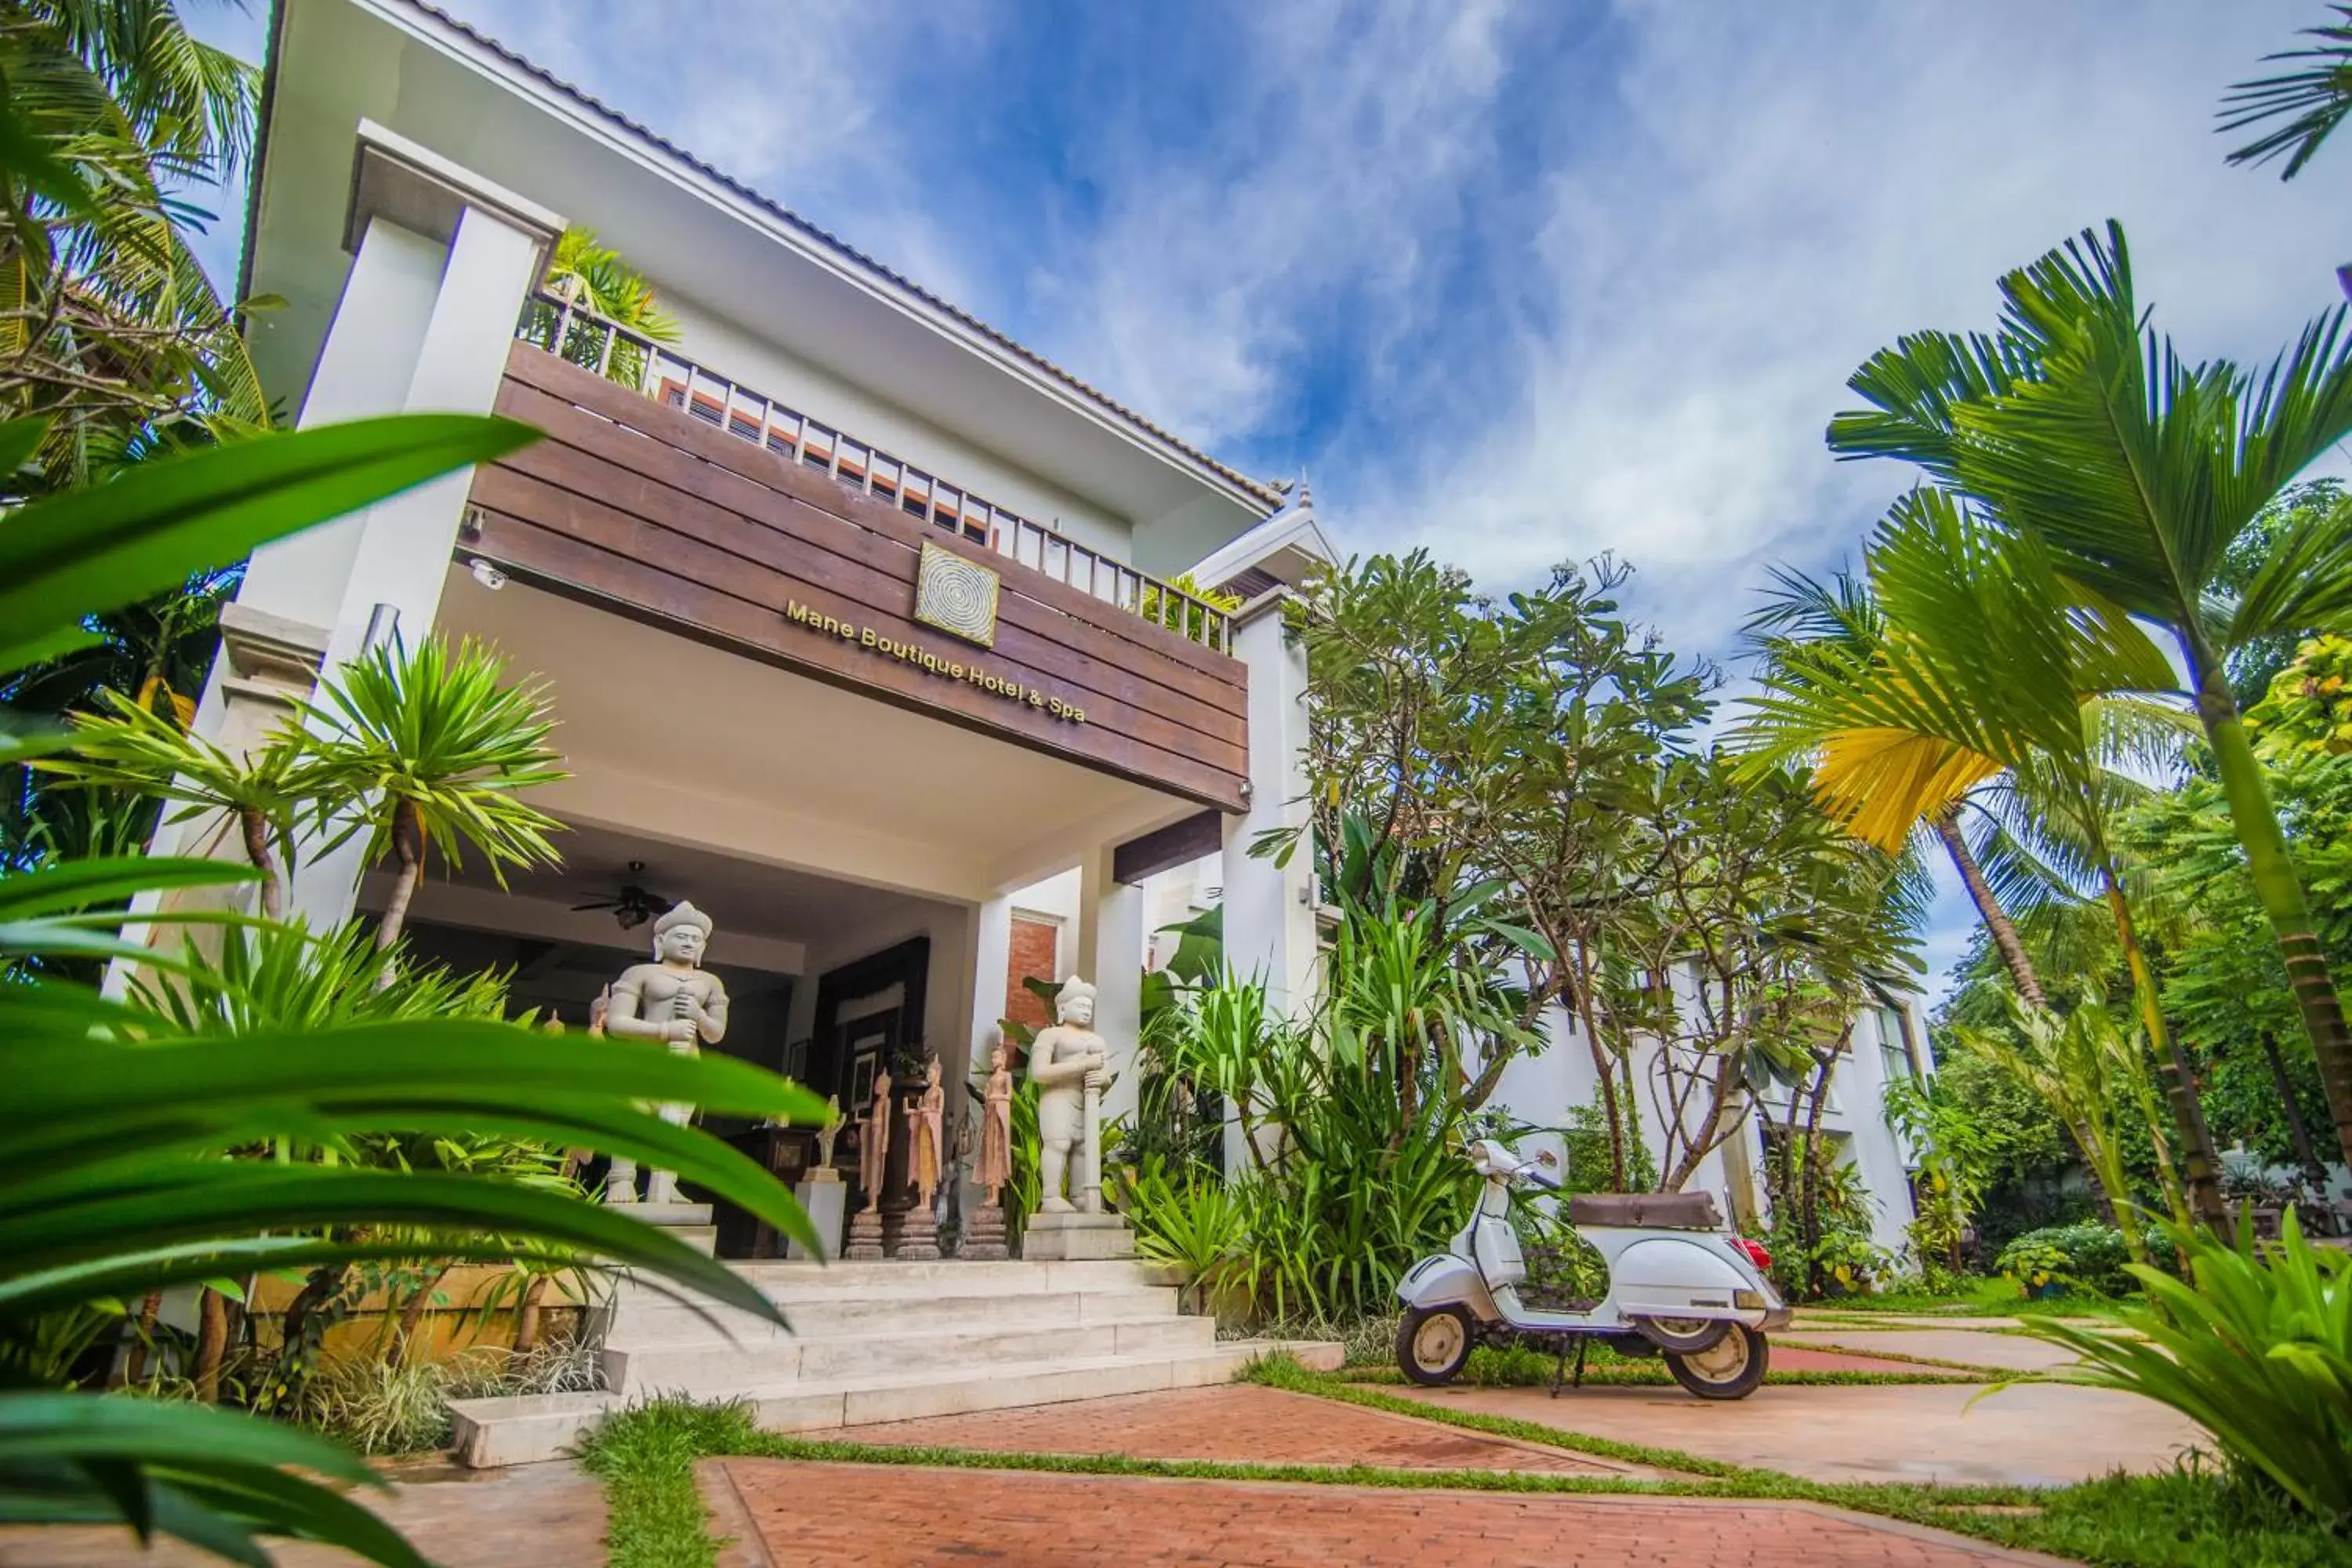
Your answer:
(1027, 977), (1109, 1214)
(909, 1058), (945, 1209)
(815, 1094), (844, 1170)
(976, 1041), (1014, 1205)
(601, 902), (728, 1206)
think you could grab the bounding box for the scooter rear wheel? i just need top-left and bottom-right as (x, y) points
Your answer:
(1396, 1305), (1475, 1385)
(1664, 1323), (1768, 1400)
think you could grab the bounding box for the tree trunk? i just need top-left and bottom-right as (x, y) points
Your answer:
(115, 1289), (163, 1388)
(372, 800), (423, 985)
(390, 1264), (452, 1368)
(2194, 662), (2352, 1171)
(193, 1288), (227, 1403)
(2259, 1031), (2331, 1194)
(237, 808), (281, 921)
(2103, 881), (2227, 1231)
(1933, 808), (2045, 1007)
(512, 1272), (552, 1357)
(1570, 958), (1628, 1189)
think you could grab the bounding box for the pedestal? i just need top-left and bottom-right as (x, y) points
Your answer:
(1018, 1209), (1134, 1261)
(843, 1203), (886, 1261)
(895, 1205), (942, 1261)
(790, 1170), (846, 1261)
(961, 1200), (1009, 1260)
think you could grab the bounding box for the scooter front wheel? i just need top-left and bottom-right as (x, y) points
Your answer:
(1664, 1323), (1768, 1400)
(1396, 1305), (1475, 1385)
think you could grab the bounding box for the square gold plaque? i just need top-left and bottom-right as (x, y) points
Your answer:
(913, 541), (1001, 648)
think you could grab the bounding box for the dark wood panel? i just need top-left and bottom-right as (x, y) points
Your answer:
(466, 466), (1247, 775)
(473, 444), (1245, 751)
(468, 508), (1250, 811)
(491, 375), (1245, 719)
(503, 348), (1240, 680)
(1113, 810), (1225, 884)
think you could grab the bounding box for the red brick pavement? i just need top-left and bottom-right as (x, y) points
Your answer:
(713, 1459), (2067, 1567)
(838, 1384), (1643, 1474)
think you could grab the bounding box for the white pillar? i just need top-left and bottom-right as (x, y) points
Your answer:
(285, 204), (552, 933)
(1076, 842), (1145, 1131)
(1220, 595), (1316, 1012)
(1219, 594), (1316, 1174)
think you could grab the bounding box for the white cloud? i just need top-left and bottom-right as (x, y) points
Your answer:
(1355, 1), (2351, 655)
(1022, 0), (1515, 452)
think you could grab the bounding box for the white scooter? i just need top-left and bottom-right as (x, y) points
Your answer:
(1396, 1139), (1791, 1399)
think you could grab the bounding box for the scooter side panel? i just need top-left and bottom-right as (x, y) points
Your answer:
(1396, 1254), (1499, 1319)
(1607, 1236), (1768, 1323)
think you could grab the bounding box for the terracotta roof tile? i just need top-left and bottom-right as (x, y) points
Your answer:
(402, 0), (1283, 511)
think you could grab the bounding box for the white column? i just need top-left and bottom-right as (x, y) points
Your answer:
(1220, 595), (1317, 1013)
(285, 205), (550, 933)
(1076, 842), (1146, 1131)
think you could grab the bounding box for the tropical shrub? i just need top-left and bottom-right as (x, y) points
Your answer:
(2021, 1211), (2352, 1523)
(0, 413), (828, 1566)
(1997, 1221), (2136, 1299)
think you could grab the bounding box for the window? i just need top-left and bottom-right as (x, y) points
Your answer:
(1878, 1005), (1914, 1084)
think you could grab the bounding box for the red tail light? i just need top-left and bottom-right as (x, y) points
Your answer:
(1733, 1237), (1773, 1272)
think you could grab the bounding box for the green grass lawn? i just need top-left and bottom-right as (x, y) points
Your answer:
(1798, 1274), (2140, 1321)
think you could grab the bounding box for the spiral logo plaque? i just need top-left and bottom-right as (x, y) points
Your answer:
(913, 542), (1002, 648)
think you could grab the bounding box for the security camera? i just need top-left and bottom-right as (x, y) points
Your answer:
(467, 557), (507, 591)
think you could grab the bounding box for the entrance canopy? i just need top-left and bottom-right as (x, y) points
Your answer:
(434, 567), (1204, 909)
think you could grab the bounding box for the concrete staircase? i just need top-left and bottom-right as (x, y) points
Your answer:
(447, 1235), (1341, 1467)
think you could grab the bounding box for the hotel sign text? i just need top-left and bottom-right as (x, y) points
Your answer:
(782, 600), (1087, 724)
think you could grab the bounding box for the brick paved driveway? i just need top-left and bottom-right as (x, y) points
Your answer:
(710, 1460), (2068, 1568)
(839, 1383), (1653, 1475)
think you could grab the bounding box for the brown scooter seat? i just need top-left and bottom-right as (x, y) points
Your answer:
(1567, 1192), (1722, 1230)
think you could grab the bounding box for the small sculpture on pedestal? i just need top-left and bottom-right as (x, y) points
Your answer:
(896, 1058), (946, 1261)
(601, 902), (729, 1206)
(844, 1064), (893, 1261)
(962, 1040), (1015, 1259)
(815, 1094), (844, 1171)
(789, 1094), (848, 1262)
(1020, 977), (1134, 1260)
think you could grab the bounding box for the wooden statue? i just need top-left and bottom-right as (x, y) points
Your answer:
(910, 1058), (946, 1209)
(976, 1041), (1014, 1205)
(858, 1064), (894, 1200)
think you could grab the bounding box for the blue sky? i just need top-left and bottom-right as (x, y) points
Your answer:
(183, 1), (2352, 1007)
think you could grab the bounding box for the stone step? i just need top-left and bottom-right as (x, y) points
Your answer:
(448, 1338), (1345, 1468)
(601, 1313), (1216, 1396)
(650, 1257), (1184, 1299)
(604, 1285), (1181, 1347)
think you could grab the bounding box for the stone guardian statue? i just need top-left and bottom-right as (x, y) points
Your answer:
(601, 901), (728, 1206)
(1027, 977), (1108, 1214)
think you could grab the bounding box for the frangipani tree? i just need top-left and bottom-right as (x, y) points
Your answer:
(1830, 221), (2352, 1173)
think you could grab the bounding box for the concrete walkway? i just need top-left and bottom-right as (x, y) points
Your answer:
(1773, 1326), (2086, 1374)
(1390, 1381), (2206, 1489)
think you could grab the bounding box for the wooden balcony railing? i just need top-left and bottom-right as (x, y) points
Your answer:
(515, 292), (1233, 653)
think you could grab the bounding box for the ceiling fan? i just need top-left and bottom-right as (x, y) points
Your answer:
(571, 861), (673, 930)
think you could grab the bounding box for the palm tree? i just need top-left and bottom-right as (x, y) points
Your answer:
(1743, 562), (2052, 1007)
(0, 0), (267, 485)
(296, 634), (567, 960)
(2221, 4), (2352, 180)
(38, 688), (312, 916)
(1830, 221), (2352, 1174)
(1735, 489), (2220, 1225)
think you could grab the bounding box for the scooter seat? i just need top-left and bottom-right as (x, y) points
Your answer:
(1567, 1192), (1722, 1230)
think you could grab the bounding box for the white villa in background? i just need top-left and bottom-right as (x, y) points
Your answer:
(162, 0), (1928, 1439)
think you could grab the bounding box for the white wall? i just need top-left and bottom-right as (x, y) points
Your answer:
(1481, 990), (1928, 1261)
(656, 292), (1135, 564)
